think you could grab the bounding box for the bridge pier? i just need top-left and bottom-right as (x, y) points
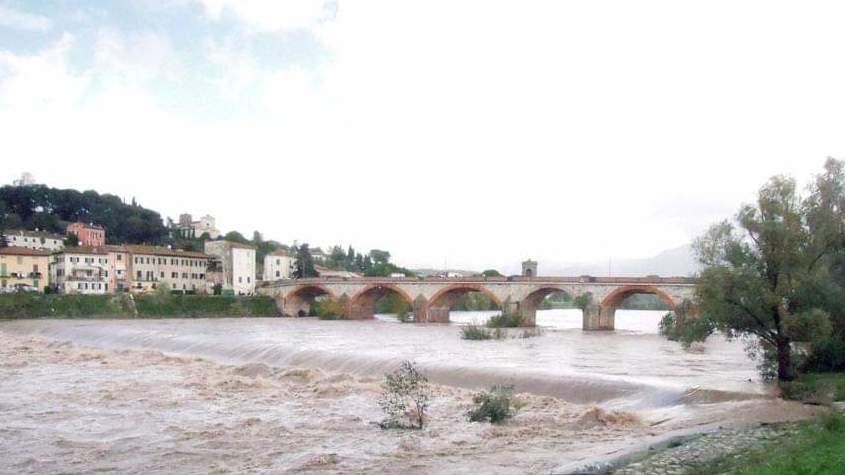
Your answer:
(583, 303), (615, 331)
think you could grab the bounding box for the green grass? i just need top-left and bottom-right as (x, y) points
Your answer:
(780, 372), (845, 404)
(800, 373), (845, 401)
(0, 293), (278, 318)
(134, 295), (277, 318)
(687, 413), (845, 475)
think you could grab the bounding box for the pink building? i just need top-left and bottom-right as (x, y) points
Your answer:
(67, 222), (106, 247)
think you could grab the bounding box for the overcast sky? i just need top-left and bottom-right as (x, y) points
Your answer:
(1, 1), (842, 272)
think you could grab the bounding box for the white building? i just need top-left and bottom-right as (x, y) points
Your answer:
(12, 172), (37, 187)
(2, 230), (65, 251)
(263, 249), (294, 282)
(204, 240), (256, 295)
(50, 247), (110, 294)
(124, 245), (210, 294)
(174, 213), (221, 239)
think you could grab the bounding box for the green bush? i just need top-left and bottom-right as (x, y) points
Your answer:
(658, 304), (714, 349)
(378, 360), (431, 429)
(467, 385), (516, 424)
(461, 324), (505, 340)
(312, 297), (344, 320)
(486, 312), (524, 328)
(802, 338), (845, 373)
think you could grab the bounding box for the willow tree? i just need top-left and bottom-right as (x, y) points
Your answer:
(694, 159), (845, 381)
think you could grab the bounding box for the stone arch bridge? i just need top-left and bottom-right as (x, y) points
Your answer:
(259, 276), (696, 330)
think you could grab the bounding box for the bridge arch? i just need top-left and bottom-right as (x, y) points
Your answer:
(424, 284), (502, 323)
(591, 285), (676, 331)
(349, 284), (415, 320)
(600, 285), (676, 310)
(284, 284), (337, 317)
(518, 286), (577, 326)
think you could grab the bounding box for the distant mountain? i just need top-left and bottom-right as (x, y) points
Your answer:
(542, 244), (700, 277)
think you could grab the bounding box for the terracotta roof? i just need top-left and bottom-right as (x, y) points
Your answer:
(123, 245), (209, 259)
(53, 246), (108, 255)
(206, 240), (256, 250)
(0, 246), (52, 257)
(67, 222), (105, 230)
(270, 249), (291, 257)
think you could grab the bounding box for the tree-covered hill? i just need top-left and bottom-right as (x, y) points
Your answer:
(0, 185), (168, 244)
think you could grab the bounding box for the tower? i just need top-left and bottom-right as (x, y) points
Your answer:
(522, 259), (538, 277)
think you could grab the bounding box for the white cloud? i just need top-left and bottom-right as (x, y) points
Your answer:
(94, 29), (180, 82)
(196, 0), (337, 32)
(3, 1), (845, 272)
(0, 4), (53, 32)
(0, 33), (87, 111)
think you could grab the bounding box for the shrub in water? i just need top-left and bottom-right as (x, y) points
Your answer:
(378, 360), (431, 429)
(314, 298), (344, 320)
(467, 385), (516, 424)
(461, 324), (506, 340)
(486, 312), (524, 328)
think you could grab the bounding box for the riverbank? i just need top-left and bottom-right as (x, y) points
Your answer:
(0, 319), (828, 474)
(609, 411), (845, 475)
(0, 293), (278, 318)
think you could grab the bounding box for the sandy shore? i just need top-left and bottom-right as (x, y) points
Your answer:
(0, 330), (824, 474)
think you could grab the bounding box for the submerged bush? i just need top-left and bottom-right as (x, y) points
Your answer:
(486, 312), (524, 328)
(467, 385), (516, 424)
(313, 298), (344, 320)
(461, 324), (505, 340)
(378, 360), (431, 429)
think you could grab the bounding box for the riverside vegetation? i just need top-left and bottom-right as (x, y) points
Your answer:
(651, 159), (845, 475)
(0, 291), (277, 319)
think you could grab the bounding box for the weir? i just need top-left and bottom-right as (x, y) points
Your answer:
(259, 276), (696, 330)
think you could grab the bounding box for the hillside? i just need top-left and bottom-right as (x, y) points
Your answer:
(0, 185), (168, 245)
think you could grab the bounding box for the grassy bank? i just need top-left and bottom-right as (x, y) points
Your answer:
(686, 412), (845, 475)
(0, 293), (278, 319)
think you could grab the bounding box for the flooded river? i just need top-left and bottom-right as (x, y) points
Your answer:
(0, 312), (822, 474)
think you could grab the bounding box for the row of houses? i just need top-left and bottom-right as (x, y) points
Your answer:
(2, 222), (105, 251)
(0, 241), (278, 296)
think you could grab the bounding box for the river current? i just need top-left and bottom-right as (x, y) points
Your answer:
(0, 311), (820, 474)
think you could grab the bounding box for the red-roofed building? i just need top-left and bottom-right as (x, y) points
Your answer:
(67, 222), (106, 247)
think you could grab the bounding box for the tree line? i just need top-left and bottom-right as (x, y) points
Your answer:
(0, 185), (169, 245)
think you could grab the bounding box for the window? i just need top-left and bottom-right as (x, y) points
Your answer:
(238, 276), (242, 283)
(247, 277), (251, 283)
(171, 272), (177, 278)
(160, 272), (165, 278)
(276, 270), (280, 277)
(16, 256), (22, 264)
(117, 254), (122, 261)
(136, 270), (142, 280)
